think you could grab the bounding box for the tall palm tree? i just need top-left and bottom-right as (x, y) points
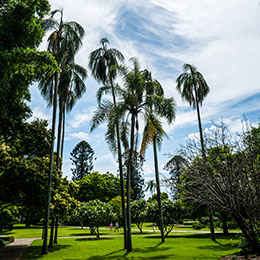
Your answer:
(176, 64), (209, 158)
(53, 61), (87, 245)
(140, 71), (176, 243)
(39, 10), (85, 254)
(88, 38), (128, 249)
(119, 58), (174, 250)
(176, 64), (215, 241)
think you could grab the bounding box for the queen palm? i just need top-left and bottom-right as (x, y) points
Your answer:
(140, 71), (176, 243)
(39, 10), (85, 254)
(88, 38), (128, 249)
(52, 61), (87, 245)
(176, 64), (209, 157)
(176, 64), (215, 241)
(118, 58), (174, 250)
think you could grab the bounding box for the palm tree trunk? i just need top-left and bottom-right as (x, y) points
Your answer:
(41, 73), (58, 255)
(195, 92), (215, 241)
(153, 135), (165, 243)
(56, 98), (63, 169)
(54, 216), (58, 244)
(126, 113), (135, 252)
(111, 84), (127, 249)
(60, 104), (66, 171)
(195, 93), (205, 158)
(48, 217), (54, 248)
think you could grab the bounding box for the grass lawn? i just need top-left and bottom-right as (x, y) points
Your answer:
(22, 233), (240, 260)
(0, 223), (240, 239)
(0, 224), (126, 239)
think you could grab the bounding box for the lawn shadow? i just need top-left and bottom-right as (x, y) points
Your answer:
(23, 244), (71, 259)
(69, 233), (93, 237)
(197, 243), (238, 252)
(85, 242), (174, 260)
(75, 237), (113, 241)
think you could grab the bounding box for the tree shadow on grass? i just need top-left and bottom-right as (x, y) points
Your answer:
(84, 242), (174, 260)
(75, 237), (113, 241)
(144, 233), (238, 240)
(197, 243), (238, 252)
(69, 233), (94, 237)
(23, 244), (71, 259)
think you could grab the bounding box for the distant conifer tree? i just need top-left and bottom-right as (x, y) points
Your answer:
(70, 140), (95, 180)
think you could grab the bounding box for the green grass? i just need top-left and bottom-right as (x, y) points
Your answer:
(0, 223), (240, 239)
(22, 233), (240, 260)
(0, 224), (127, 239)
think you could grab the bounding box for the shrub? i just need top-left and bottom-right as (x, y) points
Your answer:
(192, 222), (205, 230)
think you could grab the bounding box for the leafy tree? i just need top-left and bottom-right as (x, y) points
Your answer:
(76, 172), (121, 203)
(146, 199), (181, 237)
(70, 141), (95, 181)
(148, 192), (169, 203)
(108, 196), (123, 222)
(178, 123), (260, 253)
(0, 0), (58, 145)
(130, 199), (147, 233)
(50, 179), (80, 244)
(75, 200), (115, 238)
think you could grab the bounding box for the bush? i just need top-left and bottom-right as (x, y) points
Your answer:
(220, 221), (237, 229)
(192, 222), (205, 230)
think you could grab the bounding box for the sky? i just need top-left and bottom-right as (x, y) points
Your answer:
(30, 0), (260, 192)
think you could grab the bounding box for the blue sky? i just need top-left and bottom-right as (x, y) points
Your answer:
(30, 0), (260, 188)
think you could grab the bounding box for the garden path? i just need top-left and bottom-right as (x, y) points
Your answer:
(0, 238), (34, 260)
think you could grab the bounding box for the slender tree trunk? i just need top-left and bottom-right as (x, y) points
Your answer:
(41, 73), (58, 255)
(54, 216), (58, 244)
(195, 93), (205, 158)
(48, 217), (54, 248)
(153, 136), (165, 243)
(111, 84), (127, 249)
(56, 98), (63, 169)
(195, 92), (215, 241)
(60, 105), (66, 171)
(126, 113), (135, 252)
(221, 212), (228, 235)
(209, 209), (216, 241)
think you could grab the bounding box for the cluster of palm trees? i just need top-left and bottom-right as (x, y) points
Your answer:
(39, 9), (211, 255)
(89, 40), (175, 250)
(39, 10), (87, 254)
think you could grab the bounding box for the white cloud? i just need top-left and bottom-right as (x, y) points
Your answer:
(29, 106), (51, 122)
(69, 131), (89, 140)
(68, 111), (93, 128)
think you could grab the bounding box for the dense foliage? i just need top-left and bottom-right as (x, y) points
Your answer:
(76, 171), (121, 203)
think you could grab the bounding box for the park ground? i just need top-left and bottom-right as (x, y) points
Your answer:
(0, 224), (251, 260)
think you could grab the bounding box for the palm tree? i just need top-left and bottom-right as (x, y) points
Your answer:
(119, 58), (174, 250)
(88, 38), (127, 249)
(39, 10), (85, 254)
(53, 61), (87, 245)
(176, 64), (215, 241)
(176, 64), (209, 158)
(145, 180), (156, 196)
(140, 71), (176, 243)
